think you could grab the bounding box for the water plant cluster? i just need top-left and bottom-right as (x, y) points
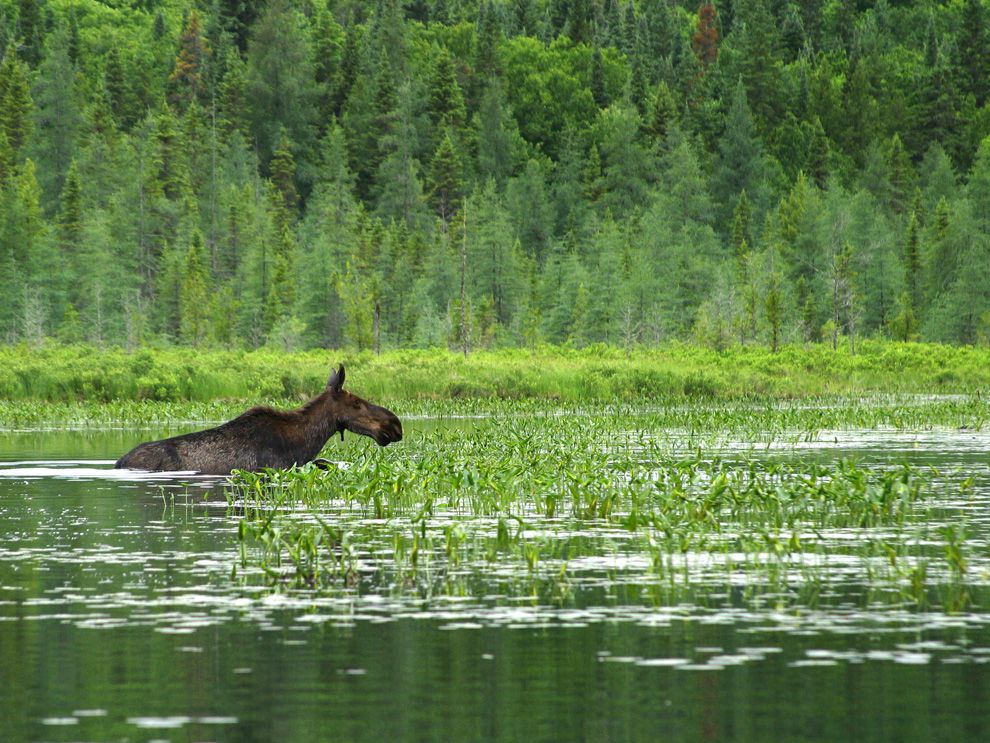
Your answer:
(225, 403), (989, 613)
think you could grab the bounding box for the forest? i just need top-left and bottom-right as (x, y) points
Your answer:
(1, 0), (989, 352)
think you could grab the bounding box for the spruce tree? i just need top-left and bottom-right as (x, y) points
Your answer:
(428, 128), (463, 225)
(903, 210), (922, 316)
(0, 52), (33, 154)
(168, 10), (211, 111)
(713, 79), (769, 232)
(179, 229), (212, 345)
(57, 159), (83, 257)
(269, 127), (299, 220)
(245, 0), (318, 167)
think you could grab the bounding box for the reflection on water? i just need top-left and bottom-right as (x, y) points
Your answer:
(2, 421), (990, 741)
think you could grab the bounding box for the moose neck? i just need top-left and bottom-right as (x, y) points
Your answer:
(296, 390), (344, 454)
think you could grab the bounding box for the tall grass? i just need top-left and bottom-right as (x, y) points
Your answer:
(1, 341), (989, 404)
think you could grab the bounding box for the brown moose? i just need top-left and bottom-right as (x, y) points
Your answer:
(115, 365), (401, 474)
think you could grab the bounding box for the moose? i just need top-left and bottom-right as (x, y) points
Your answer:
(115, 365), (402, 474)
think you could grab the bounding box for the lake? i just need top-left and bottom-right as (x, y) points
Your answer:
(2, 409), (990, 741)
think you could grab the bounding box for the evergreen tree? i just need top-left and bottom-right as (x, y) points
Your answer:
(590, 47), (608, 108)
(468, 181), (524, 330)
(217, 45), (250, 139)
(958, 0), (990, 107)
(15, 0), (43, 67)
(691, 2), (719, 68)
(475, 76), (524, 187)
(245, 0), (318, 168)
(903, 210), (922, 316)
(30, 26), (83, 207)
(103, 47), (130, 127)
(427, 49), (467, 137)
(313, 5), (344, 126)
(713, 79), (770, 232)
(168, 10), (211, 111)
(731, 190), (752, 256)
(765, 269), (782, 352)
(376, 81), (428, 231)
(179, 229), (212, 345)
(476, 0), (501, 81)
(428, 128), (463, 224)
(645, 81), (677, 143)
(57, 159), (83, 258)
(269, 127), (299, 219)
(506, 158), (554, 265)
(592, 104), (651, 217)
(0, 52), (33, 154)
(727, 0), (782, 127)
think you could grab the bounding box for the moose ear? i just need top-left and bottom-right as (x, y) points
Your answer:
(327, 364), (345, 392)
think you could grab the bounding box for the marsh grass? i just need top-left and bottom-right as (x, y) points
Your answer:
(224, 405), (984, 612)
(2, 342), (990, 405)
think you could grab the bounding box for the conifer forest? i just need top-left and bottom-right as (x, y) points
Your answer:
(1, 0), (989, 352)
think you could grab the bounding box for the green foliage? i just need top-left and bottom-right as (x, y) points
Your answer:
(2, 342), (990, 406)
(0, 1), (988, 351)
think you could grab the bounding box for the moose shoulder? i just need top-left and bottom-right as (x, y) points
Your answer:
(115, 365), (401, 475)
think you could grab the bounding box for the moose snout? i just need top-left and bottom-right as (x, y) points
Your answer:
(378, 417), (403, 446)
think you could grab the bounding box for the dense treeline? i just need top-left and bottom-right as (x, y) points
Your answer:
(0, 0), (989, 352)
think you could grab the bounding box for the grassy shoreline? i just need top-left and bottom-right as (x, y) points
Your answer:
(0, 341), (988, 407)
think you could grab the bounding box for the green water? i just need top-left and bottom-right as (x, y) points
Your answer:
(2, 420), (990, 742)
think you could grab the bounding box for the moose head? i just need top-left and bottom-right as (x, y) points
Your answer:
(325, 365), (403, 446)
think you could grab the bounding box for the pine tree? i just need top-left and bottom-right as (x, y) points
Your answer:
(376, 81), (427, 230)
(0, 129), (13, 185)
(646, 81), (677, 143)
(104, 46), (133, 128)
(179, 229), (212, 345)
(269, 127), (299, 220)
(468, 180), (523, 329)
(903, 210), (922, 316)
(731, 190), (752, 256)
(887, 134), (917, 215)
(829, 242), (858, 351)
(476, 0), (501, 80)
(313, 7), (344, 126)
(713, 80), (769, 231)
(168, 10), (211, 111)
(333, 23), (362, 119)
(506, 158), (554, 265)
(765, 270), (783, 352)
(428, 128), (463, 225)
(691, 2), (718, 68)
(591, 47), (609, 108)
(30, 26), (84, 206)
(0, 52), (33, 154)
(428, 50), (467, 137)
(16, 0), (44, 67)
(476, 76), (523, 187)
(729, 0), (783, 127)
(795, 275), (816, 343)
(245, 0), (318, 166)
(217, 45), (250, 139)
(958, 0), (990, 107)
(566, 0), (593, 44)
(57, 159), (83, 257)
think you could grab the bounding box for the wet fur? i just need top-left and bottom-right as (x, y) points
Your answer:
(115, 367), (401, 475)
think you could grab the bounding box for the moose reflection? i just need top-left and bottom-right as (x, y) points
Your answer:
(115, 365), (401, 474)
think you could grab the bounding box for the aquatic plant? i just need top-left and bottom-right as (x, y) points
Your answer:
(223, 405), (982, 613)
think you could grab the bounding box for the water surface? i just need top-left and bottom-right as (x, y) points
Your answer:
(2, 419), (989, 741)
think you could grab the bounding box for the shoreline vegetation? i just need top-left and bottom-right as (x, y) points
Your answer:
(0, 342), (987, 416)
